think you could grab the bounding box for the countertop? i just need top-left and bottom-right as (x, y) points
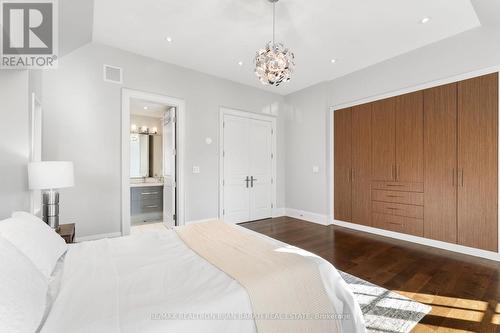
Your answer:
(130, 182), (164, 188)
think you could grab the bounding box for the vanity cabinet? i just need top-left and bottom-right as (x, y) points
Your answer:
(131, 186), (163, 223)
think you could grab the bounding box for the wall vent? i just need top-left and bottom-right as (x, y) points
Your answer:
(103, 64), (123, 84)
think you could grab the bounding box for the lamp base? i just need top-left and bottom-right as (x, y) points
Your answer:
(42, 190), (60, 231)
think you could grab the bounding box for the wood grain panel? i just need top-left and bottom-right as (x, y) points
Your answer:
(372, 201), (424, 219)
(457, 73), (498, 252)
(372, 98), (396, 181)
(334, 108), (352, 222)
(396, 91), (424, 183)
(423, 83), (458, 244)
(372, 190), (423, 206)
(351, 103), (372, 226)
(372, 213), (424, 237)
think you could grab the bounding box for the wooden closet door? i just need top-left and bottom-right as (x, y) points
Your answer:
(351, 103), (372, 226)
(372, 98), (396, 181)
(395, 91), (424, 183)
(423, 83), (457, 244)
(334, 108), (352, 221)
(457, 73), (498, 252)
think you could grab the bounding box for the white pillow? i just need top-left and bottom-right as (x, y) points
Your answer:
(0, 212), (68, 279)
(0, 235), (48, 333)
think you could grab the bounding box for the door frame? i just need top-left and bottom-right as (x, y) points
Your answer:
(121, 89), (186, 235)
(219, 107), (277, 221)
(327, 65), (500, 261)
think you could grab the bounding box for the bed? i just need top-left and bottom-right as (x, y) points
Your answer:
(0, 213), (366, 333)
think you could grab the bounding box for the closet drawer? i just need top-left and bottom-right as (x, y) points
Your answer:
(372, 190), (423, 206)
(372, 213), (423, 237)
(372, 201), (423, 219)
(371, 181), (423, 193)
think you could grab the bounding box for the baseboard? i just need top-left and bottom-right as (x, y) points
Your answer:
(333, 219), (500, 262)
(285, 208), (330, 226)
(272, 207), (286, 218)
(75, 232), (122, 242)
(185, 217), (219, 225)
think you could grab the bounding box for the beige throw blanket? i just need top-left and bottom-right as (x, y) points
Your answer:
(176, 221), (340, 333)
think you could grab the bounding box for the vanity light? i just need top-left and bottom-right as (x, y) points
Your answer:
(140, 126), (149, 134)
(131, 124), (138, 133)
(151, 127), (158, 134)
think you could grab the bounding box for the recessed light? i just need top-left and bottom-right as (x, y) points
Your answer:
(420, 17), (430, 24)
(166, 36), (173, 43)
(330, 59), (337, 64)
(143, 106), (148, 110)
(238, 61), (244, 66)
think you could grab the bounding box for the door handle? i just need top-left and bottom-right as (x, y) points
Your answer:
(250, 176), (257, 187)
(452, 168), (455, 187)
(245, 176), (250, 188)
(460, 169), (464, 187)
(349, 168), (352, 183)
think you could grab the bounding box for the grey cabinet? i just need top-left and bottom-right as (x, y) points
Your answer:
(131, 186), (163, 224)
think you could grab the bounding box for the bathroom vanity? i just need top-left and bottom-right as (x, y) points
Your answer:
(130, 182), (164, 224)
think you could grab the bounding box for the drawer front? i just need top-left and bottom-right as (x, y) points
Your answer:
(372, 201), (423, 219)
(372, 190), (423, 206)
(131, 187), (163, 201)
(372, 213), (423, 237)
(371, 181), (423, 193)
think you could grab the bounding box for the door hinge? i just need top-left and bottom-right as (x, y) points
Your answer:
(271, 178), (274, 184)
(223, 209), (225, 215)
(271, 203), (274, 209)
(223, 121), (225, 128)
(173, 214), (176, 221)
(271, 128), (274, 135)
(172, 180), (176, 188)
(271, 153), (274, 159)
(222, 179), (225, 186)
(223, 150), (225, 157)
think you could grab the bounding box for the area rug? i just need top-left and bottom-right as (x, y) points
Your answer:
(340, 271), (431, 333)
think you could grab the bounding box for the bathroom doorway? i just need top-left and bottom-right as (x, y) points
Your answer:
(121, 89), (185, 235)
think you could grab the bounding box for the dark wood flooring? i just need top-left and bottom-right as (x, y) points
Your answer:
(242, 217), (500, 333)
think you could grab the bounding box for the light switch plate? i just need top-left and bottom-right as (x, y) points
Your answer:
(312, 166), (319, 173)
(193, 166), (200, 174)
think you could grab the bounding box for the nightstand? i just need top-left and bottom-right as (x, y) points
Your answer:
(57, 223), (75, 244)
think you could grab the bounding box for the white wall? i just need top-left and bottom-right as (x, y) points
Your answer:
(0, 71), (30, 219)
(285, 26), (500, 217)
(42, 42), (285, 238)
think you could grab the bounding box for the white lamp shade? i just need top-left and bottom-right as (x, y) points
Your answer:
(28, 161), (75, 190)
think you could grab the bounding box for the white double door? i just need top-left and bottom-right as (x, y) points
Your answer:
(223, 114), (274, 224)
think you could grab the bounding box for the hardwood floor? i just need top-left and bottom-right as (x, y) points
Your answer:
(242, 217), (500, 333)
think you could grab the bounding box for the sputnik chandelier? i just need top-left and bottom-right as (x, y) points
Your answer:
(254, 0), (295, 86)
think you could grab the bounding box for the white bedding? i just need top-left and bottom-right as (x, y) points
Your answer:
(40, 227), (365, 333)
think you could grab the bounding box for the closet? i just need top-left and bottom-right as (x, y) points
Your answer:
(222, 114), (274, 224)
(334, 72), (498, 252)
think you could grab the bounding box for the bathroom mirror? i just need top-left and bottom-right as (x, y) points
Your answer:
(130, 134), (163, 178)
(130, 134), (149, 178)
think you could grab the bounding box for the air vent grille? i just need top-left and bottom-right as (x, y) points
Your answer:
(103, 64), (123, 84)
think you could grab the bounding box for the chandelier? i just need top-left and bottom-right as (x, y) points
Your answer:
(254, 0), (295, 87)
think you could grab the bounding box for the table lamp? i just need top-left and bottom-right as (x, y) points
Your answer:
(28, 161), (74, 230)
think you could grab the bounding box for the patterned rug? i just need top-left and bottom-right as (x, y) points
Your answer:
(340, 271), (431, 333)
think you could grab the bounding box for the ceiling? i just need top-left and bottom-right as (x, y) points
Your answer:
(130, 98), (170, 118)
(93, 0), (481, 95)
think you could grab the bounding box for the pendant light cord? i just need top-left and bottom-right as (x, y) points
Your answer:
(272, 2), (275, 45)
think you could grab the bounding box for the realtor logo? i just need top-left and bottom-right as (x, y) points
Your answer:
(1, 0), (58, 68)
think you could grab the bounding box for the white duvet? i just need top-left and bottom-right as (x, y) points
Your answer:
(40, 227), (365, 333)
